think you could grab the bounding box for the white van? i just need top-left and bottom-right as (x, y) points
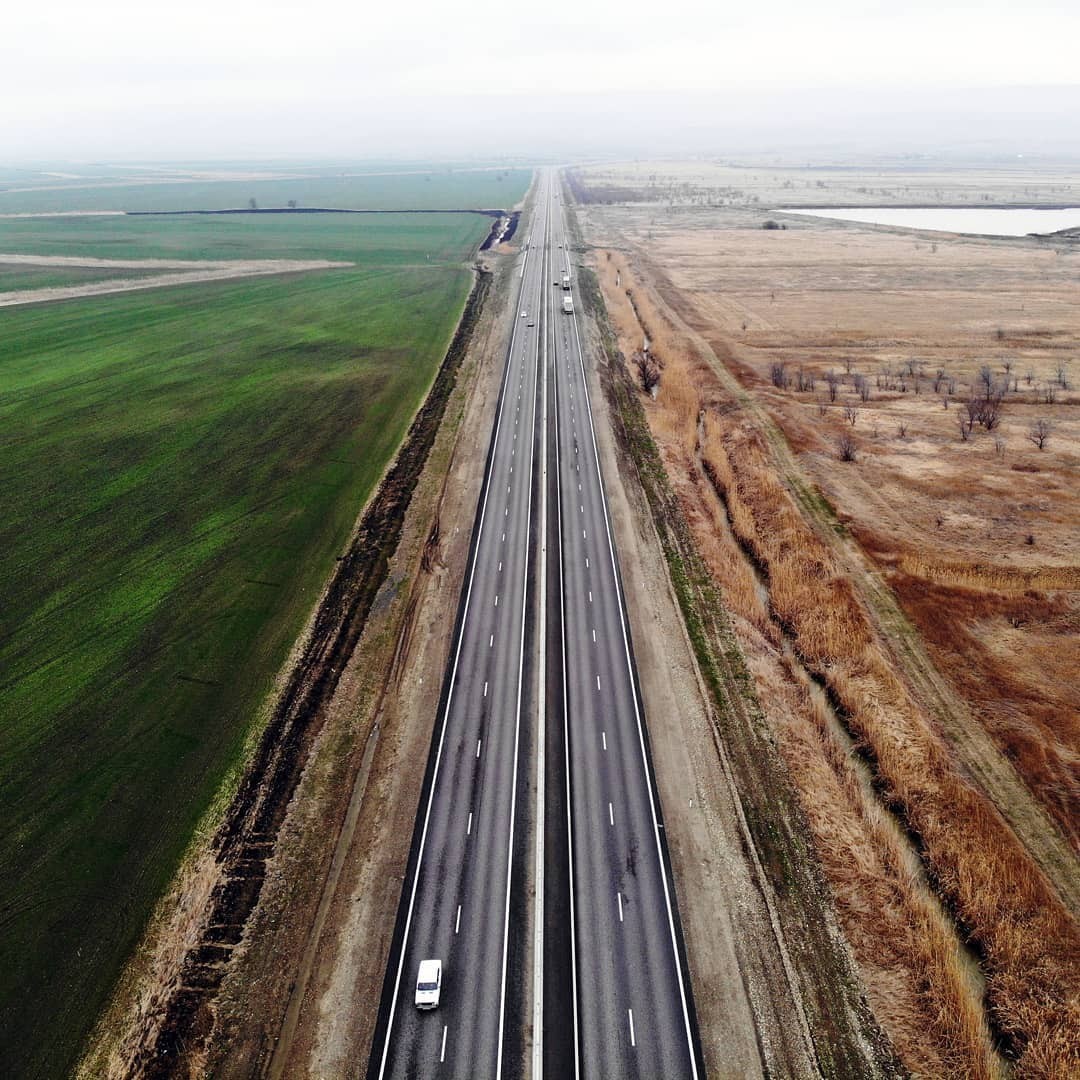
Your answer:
(415, 959), (442, 1009)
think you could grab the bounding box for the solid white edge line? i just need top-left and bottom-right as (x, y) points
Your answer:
(564, 187), (700, 1079)
(532, 173), (552, 1080)
(441, 1024), (448, 1062)
(496, 171), (546, 1080)
(376, 172), (538, 1080)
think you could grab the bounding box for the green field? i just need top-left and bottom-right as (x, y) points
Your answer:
(0, 209), (493, 264)
(0, 208), (489, 1076)
(0, 262), (166, 293)
(0, 165), (531, 213)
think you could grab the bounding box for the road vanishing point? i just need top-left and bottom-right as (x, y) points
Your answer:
(368, 169), (704, 1080)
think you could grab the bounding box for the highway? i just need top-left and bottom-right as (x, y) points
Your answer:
(369, 170), (702, 1079)
(368, 174), (552, 1079)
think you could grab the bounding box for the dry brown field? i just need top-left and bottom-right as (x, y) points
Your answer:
(574, 184), (1080, 1078)
(571, 159), (1080, 208)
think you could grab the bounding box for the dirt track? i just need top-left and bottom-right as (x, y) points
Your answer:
(0, 253), (351, 307)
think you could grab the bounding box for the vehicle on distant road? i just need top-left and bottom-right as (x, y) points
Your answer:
(521, 311), (528, 318)
(563, 295), (574, 314)
(415, 959), (442, 1009)
(561, 273), (571, 290)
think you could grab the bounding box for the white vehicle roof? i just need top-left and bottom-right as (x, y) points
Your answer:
(418, 959), (441, 980)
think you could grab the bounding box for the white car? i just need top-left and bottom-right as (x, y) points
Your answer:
(415, 958), (442, 1009)
(521, 311), (528, 318)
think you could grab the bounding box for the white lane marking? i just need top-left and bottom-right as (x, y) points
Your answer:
(498, 561), (503, 572)
(608, 801), (614, 826)
(628, 1009), (636, 1048)
(602, 731), (607, 750)
(441, 1024), (449, 1062)
(455, 905), (462, 933)
(375, 206), (535, 1080)
(490, 634), (494, 648)
(505, 506), (508, 517)
(467, 811), (473, 836)
(533, 179), (552, 1080)
(495, 594), (499, 607)
(596, 674), (601, 690)
(592, 628), (596, 642)
(502, 533), (506, 542)
(580, 504), (583, 514)
(585, 557), (589, 569)
(588, 591), (593, 604)
(508, 484), (512, 494)
(484, 681), (488, 698)
(617, 891), (623, 921)
(476, 738), (482, 759)
(567, 251), (700, 1078)
(583, 530), (587, 540)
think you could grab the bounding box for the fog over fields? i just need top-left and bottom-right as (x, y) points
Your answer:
(3, 1), (1080, 159)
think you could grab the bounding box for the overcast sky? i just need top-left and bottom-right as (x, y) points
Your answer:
(4, 0), (1080, 159)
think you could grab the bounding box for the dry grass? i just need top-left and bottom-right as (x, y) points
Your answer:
(705, 408), (1080, 1079)
(590, 245), (1080, 1078)
(590, 202), (1080, 849)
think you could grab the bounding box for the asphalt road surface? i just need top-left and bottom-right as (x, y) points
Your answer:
(545, 190), (701, 1079)
(369, 171), (701, 1079)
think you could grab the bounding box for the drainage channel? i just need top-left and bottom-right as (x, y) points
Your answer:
(694, 420), (1009, 1077)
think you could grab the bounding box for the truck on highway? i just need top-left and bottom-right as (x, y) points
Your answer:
(563, 295), (574, 314)
(561, 273), (571, 291)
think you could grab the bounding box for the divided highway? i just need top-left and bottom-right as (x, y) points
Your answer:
(369, 170), (701, 1079)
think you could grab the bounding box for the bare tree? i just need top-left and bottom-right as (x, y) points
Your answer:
(836, 431), (858, 461)
(824, 369), (840, 402)
(1043, 384), (1057, 404)
(795, 367), (814, 392)
(994, 435), (1006, 456)
(843, 404), (859, 426)
(843, 356), (855, 375)
(1027, 418), (1052, 450)
(897, 422), (908, 438)
(634, 350), (661, 394)
(769, 361), (789, 389)
(817, 400), (828, 417)
(853, 373), (871, 402)
(957, 410), (971, 441)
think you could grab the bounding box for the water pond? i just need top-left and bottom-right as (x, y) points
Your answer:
(786, 206), (1080, 237)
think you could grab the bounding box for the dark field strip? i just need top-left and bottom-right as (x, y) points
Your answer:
(0, 241), (482, 1077)
(0, 167), (531, 214)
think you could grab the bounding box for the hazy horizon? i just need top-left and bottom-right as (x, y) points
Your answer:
(5, 1), (1080, 161)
